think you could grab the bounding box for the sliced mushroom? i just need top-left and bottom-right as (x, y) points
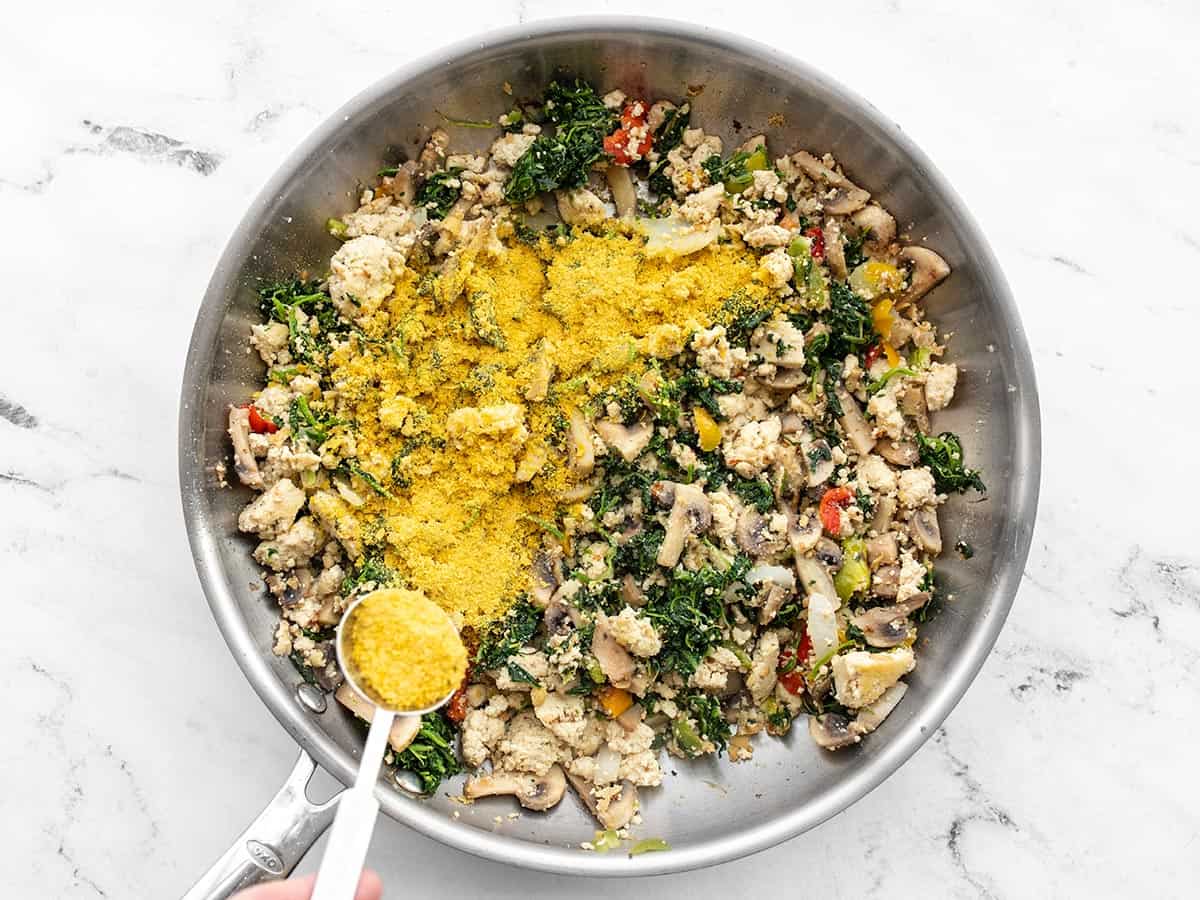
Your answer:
(530, 549), (562, 608)
(763, 367), (807, 390)
(791, 150), (870, 215)
(864, 533), (899, 569)
(851, 682), (907, 736)
(391, 161), (418, 206)
(594, 419), (654, 462)
(823, 218), (847, 280)
(620, 574), (646, 608)
(850, 606), (912, 648)
(312, 643), (344, 692)
(870, 495), (897, 534)
(899, 246), (950, 303)
(876, 437), (919, 467)
(760, 583), (790, 625)
(850, 204), (897, 249)
(736, 509), (773, 556)
(809, 712), (860, 750)
(780, 413), (806, 435)
(814, 538), (843, 569)
(598, 780), (639, 830)
(909, 506), (942, 554)
(806, 439), (836, 487)
(872, 564), (900, 599)
(851, 594), (930, 648)
(835, 385), (876, 456)
(899, 383), (931, 434)
(543, 599), (575, 635)
(592, 619), (635, 688)
(773, 444), (806, 505)
(739, 133), (767, 154)
(649, 479), (676, 509)
(565, 773), (639, 829)
(556, 187), (608, 227)
(464, 765), (567, 812)
(334, 683), (421, 753)
(656, 483), (712, 568)
(605, 165), (637, 219)
(417, 128), (450, 175)
(567, 409), (595, 477)
(795, 555), (839, 604)
(788, 513), (823, 556)
(228, 406), (263, 489)
(616, 702), (645, 732)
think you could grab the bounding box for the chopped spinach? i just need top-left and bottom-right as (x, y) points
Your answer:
(504, 78), (616, 203)
(643, 556), (750, 676)
(415, 168), (463, 219)
(475, 597), (541, 671)
(732, 477), (774, 512)
(393, 712), (462, 794)
(917, 431), (987, 494)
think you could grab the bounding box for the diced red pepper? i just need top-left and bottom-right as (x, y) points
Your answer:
(805, 226), (825, 260)
(445, 667), (472, 723)
(245, 405), (278, 434)
(819, 486), (854, 534)
(864, 343), (883, 369)
(777, 632), (814, 695)
(604, 102), (653, 166)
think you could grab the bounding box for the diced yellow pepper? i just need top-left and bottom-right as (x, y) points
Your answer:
(851, 261), (904, 299)
(883, 342), (900, 367)
(598, 686), (634, 718)
(871, 298), (895, 342)
(693, 406), (722, 452)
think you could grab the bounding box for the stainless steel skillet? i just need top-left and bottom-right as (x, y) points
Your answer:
(178, 16), (1040, 894)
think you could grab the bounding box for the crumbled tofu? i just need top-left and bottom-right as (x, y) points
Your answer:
(489, 132), (537, 168)
(867, 383), (907, 440)
(831, 648), (915, 708)
(691, 325), (743, 378)
(250, 321), (290, 366)
(533, 692), (594, 749)
(618, 750), (663, 787)
(328, 235), (404, 320)
(272, 619), (293, 656)
(253, 516), (325, 571)
(897, 467), (938, 508)
(858, 454), (897, 494)
(758, 247), (794, 289)
(492, 651), (550, 691)
(723, 416), (782, 478)
(461, 696), (510, 767)
(605, 721), (655, 755)
(494, 711), (566, 775)
(445, 403), (527, 444)
(677, 184), (725, 225)
(896, 550), (927, 603)
(688, 646), (742, 691)
(924, 362), (958, 411)
(237, 478), (305, 538)
(743, 224), (792, 248)
(601, 607), (663, 657)
(708, 489), (740, 551)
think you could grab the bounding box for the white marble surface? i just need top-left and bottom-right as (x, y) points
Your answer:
(4, 1), (1198, 897)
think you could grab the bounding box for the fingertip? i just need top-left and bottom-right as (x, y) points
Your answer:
(356, 868), (384, 900)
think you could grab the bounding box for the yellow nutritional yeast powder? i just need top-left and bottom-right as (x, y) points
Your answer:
(318, 228), (768, 630)
(343, 588), (468, 711)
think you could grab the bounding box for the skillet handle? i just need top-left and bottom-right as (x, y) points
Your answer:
(182, 749), (341, 900)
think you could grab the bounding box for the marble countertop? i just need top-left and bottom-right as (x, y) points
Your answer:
(4, 1), (1197, 897)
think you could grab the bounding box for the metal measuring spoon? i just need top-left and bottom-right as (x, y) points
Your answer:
(310, 592), (463, 900)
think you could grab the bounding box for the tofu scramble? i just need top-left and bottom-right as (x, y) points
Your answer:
(229, 78), (985, 834)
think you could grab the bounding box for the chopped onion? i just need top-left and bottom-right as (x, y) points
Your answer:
(641, 217), (721, 257)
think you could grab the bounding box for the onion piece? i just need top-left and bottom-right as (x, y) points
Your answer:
(641, 216), (721, 257)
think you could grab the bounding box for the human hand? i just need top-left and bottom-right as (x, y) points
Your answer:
(230, 870), (382, 900)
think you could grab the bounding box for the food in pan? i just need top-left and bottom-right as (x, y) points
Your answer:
(227, 77), (984, 834)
